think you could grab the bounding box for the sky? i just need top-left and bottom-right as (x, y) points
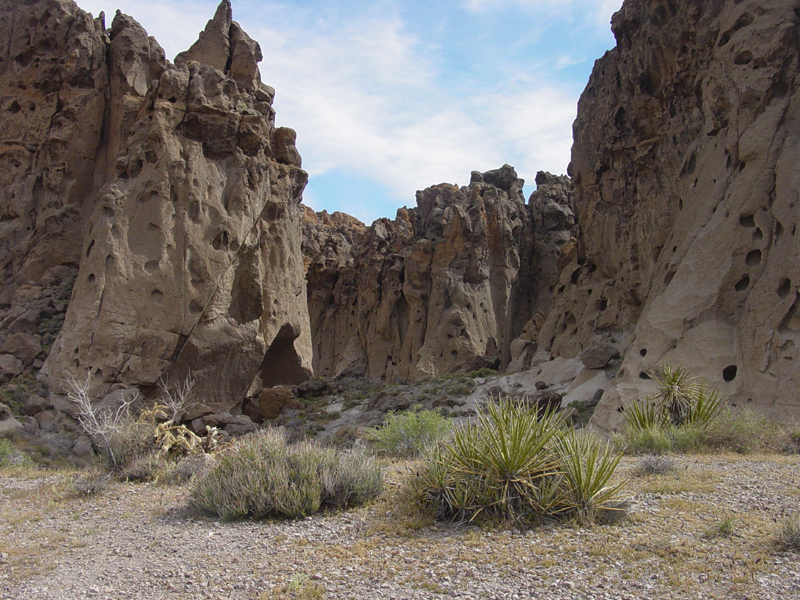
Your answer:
(78, 0), (623, 224)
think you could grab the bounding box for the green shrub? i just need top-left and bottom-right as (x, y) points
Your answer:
(777, 514), (800, 552)
(0, 437), (32, 468)
(412, 398), (625, 527)
(696, 408), (781, 453)
(189, 429), (383, 520)
(362, 405), (451, 457)
(627, 364), (725, 430)
(616, 423), (675, 455)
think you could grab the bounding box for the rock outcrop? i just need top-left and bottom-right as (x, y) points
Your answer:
(1, 0), (312, 411)
(540, 0), (800, 431)
(304, 166), (576, 382)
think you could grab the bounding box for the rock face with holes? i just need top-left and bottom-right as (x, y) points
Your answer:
(1, 0), (312, 409)
(305, 166), (576, 382)
(538, 0), (800, 431)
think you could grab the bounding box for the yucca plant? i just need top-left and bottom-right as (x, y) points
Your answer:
(413, 397), (626, 527)
(623, 398), (667, 430)
(684, 386), (726, 427)
(555, 430), (626, 524)
(647, 364), (700, 426)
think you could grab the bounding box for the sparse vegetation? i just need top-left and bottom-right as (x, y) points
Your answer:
(411, 398), (625, 527)
(69, 373), (217, 478)
(362, 405), (452, 457)
(189, 428), (383, 520)
(776, 513), (800, 552)
(617, 364), (782, 455)
(71, 470), (112, 496)
(633, 454), (676, 476)
(262, 574), (325, 599)
(703, 515), (736, 540)
(0, 437), (32, 468)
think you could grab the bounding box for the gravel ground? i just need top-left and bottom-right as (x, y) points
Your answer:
(1, 454), (799, 600)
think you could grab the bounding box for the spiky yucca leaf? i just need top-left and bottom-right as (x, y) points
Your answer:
(555, 430), (627, 524)
(623, 399), (667, 430)
(685, 386), (726, 427)
(646, 364), (701, 426)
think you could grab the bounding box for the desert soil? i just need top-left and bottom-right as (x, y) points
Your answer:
(1, 454), (799, 600)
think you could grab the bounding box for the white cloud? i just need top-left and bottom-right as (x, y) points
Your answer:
(254, 12), (577, 208)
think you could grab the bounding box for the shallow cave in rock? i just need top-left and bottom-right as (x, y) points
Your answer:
(257, 323), (309, 387)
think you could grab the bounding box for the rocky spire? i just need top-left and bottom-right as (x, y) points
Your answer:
(175, 0), (232, 72)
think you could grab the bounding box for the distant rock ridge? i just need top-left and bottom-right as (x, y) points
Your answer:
(0, 0), (312, 408)
(303, 166), (576, 382)
(539, 0), (800, 431)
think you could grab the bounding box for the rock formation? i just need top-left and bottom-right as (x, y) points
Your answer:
(304, 166), (576, 382)
(538, 0), (800, 431)
(0, 0), (312, 412)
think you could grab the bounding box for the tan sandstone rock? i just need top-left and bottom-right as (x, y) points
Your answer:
(304, 166), (576, 381)
(538, 0), (800, 431)
(0, 0), (312, 411)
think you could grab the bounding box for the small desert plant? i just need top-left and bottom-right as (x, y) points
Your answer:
(71, 470), (112, 496)
(262, 574), (325, 600)
(697, 407), (781, 453)
(362, 405), (452, 457)
(633, 454), (676, 476)
(703, 515), (735, 540)
(634, 364), (726, 428)
(0, 438), (32, 468)
(777, 514), (800, 552)
(189, 429), (383, 520)
(163, 453), (217, 485)
(554, 430), (626, 525)
(412, 398), (625, 527)
(69, 375), (149, 472)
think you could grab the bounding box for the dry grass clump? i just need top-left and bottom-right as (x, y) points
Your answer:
(189, 428), (383, 520)
(633, 454), (676, 476)
(71, 470), (112, 496)
(411, 398), (626, 528)
(776, 513), (800, 552)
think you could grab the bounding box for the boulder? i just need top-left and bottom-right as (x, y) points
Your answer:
(0, 333), (42, 365)
(581, 343), (621, 370)
(0, 403), (23, 436)
(0, 355), (24, 383)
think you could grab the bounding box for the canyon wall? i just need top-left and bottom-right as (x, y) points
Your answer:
(0, 0), (312, 410)
(304, 166), (576, 382)
(538, 0), (800, 431)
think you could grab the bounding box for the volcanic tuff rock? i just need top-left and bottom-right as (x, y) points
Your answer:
(304, 166), (576, 382)
(541, 0), (800, 431)
(0, 0), (312, 410)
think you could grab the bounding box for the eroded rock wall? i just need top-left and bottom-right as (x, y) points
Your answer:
(305, 166), (575, 382)
(1, 0), (312, 410)
(540, 0), (800, 431)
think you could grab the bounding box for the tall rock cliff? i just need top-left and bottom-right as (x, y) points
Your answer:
(0, 0), (312, 409)
(541, 0), (800, 431)
(304, 166), (576, 382)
